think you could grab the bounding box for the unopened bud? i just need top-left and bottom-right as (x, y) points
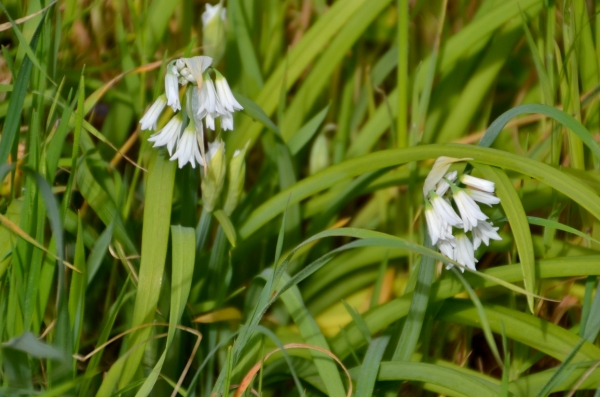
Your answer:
(223, 143), (248, 215)
(309, 133), (329, 175)
(202, 3), (227, 64)
(201, 140), (226, 212)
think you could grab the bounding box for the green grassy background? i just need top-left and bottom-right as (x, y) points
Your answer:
(1, 0), (600, 396)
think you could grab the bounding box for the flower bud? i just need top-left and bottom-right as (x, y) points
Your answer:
(309, 133), (329, 175)
(202, 3), (227, 64)
(201, 140), (227, 212)
(223, 143), (248, 215)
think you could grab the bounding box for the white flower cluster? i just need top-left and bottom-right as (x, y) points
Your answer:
(424, 158), (502, 272)
(138, 56), (243, 168)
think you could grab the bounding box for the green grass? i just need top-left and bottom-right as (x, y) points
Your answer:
(1, 0), (600, 396)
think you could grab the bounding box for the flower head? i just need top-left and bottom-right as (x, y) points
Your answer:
(148, 114), (183, 155)
(140, 95), (167, 131)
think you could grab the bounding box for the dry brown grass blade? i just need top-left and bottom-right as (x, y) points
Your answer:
(0, 1), (58, 32)
(0, 212), (78, 272)
(232, 342), (353, 397)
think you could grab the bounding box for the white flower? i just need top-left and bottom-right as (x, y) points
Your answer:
(429, 191), (463, 227)
(452, 188), (488, 232)
(437, 238), (456, 268)
(220, 111), (234, 130)
(139, 95), (167, 131)
(454, 234), (477, 272)
(170, 122), (204, 168)
(422, 156), (472, 197)
(460, 174), (495, 193)
(202, 3), (226, 26)
(148, 114), (183, 155)
(180, 56), (213, 87)
(435, 171), (457, 196)
(165, 62), (181, 111)
(215, 72), (243, 113)
(472, 221), (502, 250)
(467, 188), (501, 206)
(196, 75), (221, 118)
(425, 202), (442, 245)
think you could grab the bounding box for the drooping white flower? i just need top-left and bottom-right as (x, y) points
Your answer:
(220, 111), (234, 131)
(429, 191), (463, 227)
(467, 188), (501, 206)
(196, 74), (220, 119)
(170, 122), (204, 169)
(148, 114), (183, 155)
(422, 156), (472, 197)
(454, 234), (478, 272)
(435, 171), (458, 196)
(438, 238), (457, 268)
(472, 221), (502, 250)
(165, 61), (181, 111)
(214, 71), (243, 113)
(425, 201), (442, 245)
(139, 95), (167, 131)
(452, 187), (488, 232)
(460, 174), (495, 193)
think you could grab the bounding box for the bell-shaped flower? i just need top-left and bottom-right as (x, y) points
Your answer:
(196, 74), (220, 119)
(139, 95), (167, 131)
(429, 191), (463, 227)
(435, 171), (458, 196)
(460, 174), (495, 193)
(438, 238), (457, 269)
(170, 121), (204, 169)
(472, 221), (502, 250)
(148, 114), (183, 155)
(451, 186), (488, 232)
(165, 61), (181, 111)
(214, 71), (243, 113)
(454, 234), (478, 272)
(220, 112), (234, 131)
(467, 188), (501, 206)
(425, 201), (442, 245)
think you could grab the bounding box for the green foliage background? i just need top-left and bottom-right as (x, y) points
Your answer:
(1, 0), (600, 396)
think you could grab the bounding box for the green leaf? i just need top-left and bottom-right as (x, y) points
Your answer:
(135, 226), (195, 397)
(2, 332), (63, 360)
(475, 164), (536, 313)
(287, 104), (330, 154)
(118, 150), (176, 388)
(355, 336), (389, 397)
(0, 10), (45, 165)
(479, 103), (600, 159)
(234, 93), (281, 136)
(213, 209), (237, 247)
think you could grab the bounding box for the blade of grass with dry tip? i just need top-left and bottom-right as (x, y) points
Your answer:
(135, 226), (195, 397)
(475, 164), (536, 313)
(118, 150), (176, 388)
